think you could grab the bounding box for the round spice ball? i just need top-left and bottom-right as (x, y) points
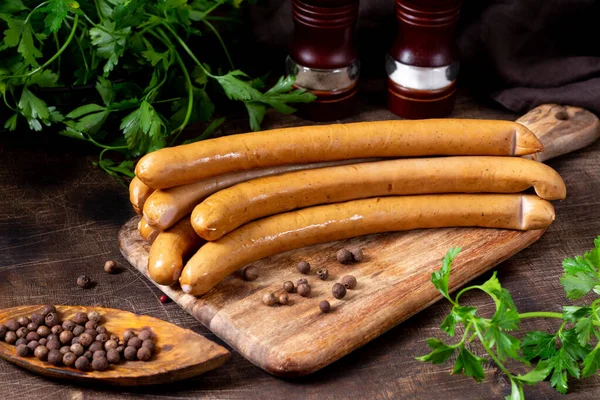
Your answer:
(44, 312), (60, 327)
(277, 293), (289, 305)
(297, 278), (308, 286)
(17, 316), (30, 327)
(5, 331), (17, 345)
(27, 341), (40, 352)
(141, 340), (155, 353)
(4, 319), (19, 331)
(34, 346), (49, 361)
(15, 338), (28, 347)
(40, 305), (56, 316)
(283, 281), (295, 293)
(46, 339), (61, 351)
(16, 344), (30, 357)
(26, 331), (40, 342)
(72, 312), (88, 325)
(128, 337), (143, 349)
(317, 269), (329, 280)
(123, 330), (136, 343)
(116, 346), (125, 354)
(73, 325), (85, 337)
(84, 351), (93, 360)
(319, 300), (331, 313)
(96, 326), (107, 334)
(59, 330), (74, 345)
(124, 346), (138, 361)
(342, 275), (357, 289)
(137, 347), (152, 361)
(89, 341), (104, 353)
(332, 283), (347, 299)
(63, 352), (77, 367)
(93, 350), (106, 359)
(27, 322), (39, 332)
(242, 265), (259, 281)
(47, 334), (57, 342)
(336, 249), (353, 264)
(62, 320), (76, 332)
(104, 340), (118, 350)
(84, 320), (97, 330)
(75, 356), (90, 371)
(16, 327), (28, 338)
(104, 260), (119, 274)
(138, 330), (152, 341)
(159, 294), (170, 304)
(48, 349), (63, 366)
(38, 338), (48, 346)
(60, 346), (71, 355)
(92, 356), (109, 371)
(70, 343), (84, 356)
(71, 337), (79, 345)
(96, 333), (109, 343)
(51, 325), (63, 336)
(0, 324), (7, 340)
(78, 333), (93, 347)
(36, 325), (51, 338)
(88, 311), (102, 323)
(296, 260), (311, 274)
(107, 349), (120, 364)
(30, 312), (45, 326)
(350, 248), (364, 262)
(77, 275), (92, 289)
(297, 283), (311, 297)
(261, 293), (277, 307)
(85, 329), (97, 337)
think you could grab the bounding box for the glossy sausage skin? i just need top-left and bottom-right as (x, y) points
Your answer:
(148, 218), (204, 286)
(130, 177), (155, 215)
(136, 119), (543, 189)
(138, 216), (160, 243)
(180, 194), (555, 295)
(143, 159), (378, 230)
(192, 156), (566, 241)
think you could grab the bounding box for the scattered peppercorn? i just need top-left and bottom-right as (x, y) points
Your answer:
(17, 316), (30, 327)
(105, 340), (118, 350)
(107, 349), (120, 364)
(319, 300), (331, 313)
(137, 347), (152, 361)
(159, 294), (170, 304)
(317, 268), (329, 280)
(138, 330), (152, 341)
(85, 320), (97, 330)
(84, 329), (97, 337)
(124, 346), (138, 361)
(73, 325), (85, 337)
(60, 346), (71, 355)
(78, 333), (93, 347)
(61, 320), (75, 332)
(36, 325), (51, 338)
(5, 319), (19, 331)
(27, 322), (39, 332)
(16, 344), (30, 357)
(4, 331), (17, 345)
(59, 330), (74, 344)
(26, 331), (40, 342)
(297, 283), (311, 297)
(93, 350), (107, 359)
(332, 283), (347, 299)
(104, 260), (119, 274)
(77, 275), (92, 289)
(27, 341), (40, 352)
(72, 312), (88, 325)
(141, 340), (155, 353)
(336, 249), (353, 264)
(63, 352), (77, 367)
(30, 312), (45, 325)
(34, 346), (49, 361)
(283, 281), (295, 293)
(128, 337), (143, 349)
(70, 343), (84, 356)
(350, 248), (364, 262)
(342, 275), (357, 289)
(88, 311), (101, 323)
(48, 349), (63, 366)
(96, 326), (107, 334)
(261, 293), (277, 306)
(123, 330), (136, 343)
(51, 325), (63, 336)
(47, 334), (57, 342)
(296, 260), (311, 274)
(243, 265), (259, 281)
(46, 339), (61, 351)
(96, 333), (109, 343)
(297, 278), (308, 286)
(278, 293), (289, 305)
(45, 312), (60, 327)
(75, 356), (90, 371)
(40, 305), (56, 316)
(16, 327), (28, 338)
(15, 338), (28, 347)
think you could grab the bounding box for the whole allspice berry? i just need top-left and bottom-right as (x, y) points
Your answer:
(40, 305), (56, 316)
(51, 325), (63, 336)
(63, 352), (77, 367)
(78, 333), (93, 347)
(59, 330), (74, 345)
(96, 326), (107, 334)
(342, 275), (357, 289)
(75, 356), (90, 371)
(319, 300), (331, 313)
(70, 343), (84, 356)
(85, 329), (97, 337)
(38, 338), (48, 346)
(93, 350), (106, 359)
(85, 320), (97, 330)
(47, 334), (58, 342)
(96, 333), (109, 343)
(278, 293), (289, 305)
(142, 340), (155, 353)
(137, 347), (152, 361)
(242, 265), (259, 281)
(297, 278), (308, 286)
(30, 312), (45, 326)
(84, 351), (93, 361)
(261, 293), (277, 306)
(60, 346), (71, 355)
(73, 325), (85, 337)
(128, 337), (143, 349)
(296, 260), (311, 274)
(89, 341), (104, 353)
(27, 341), (40, 352)
(0, 324), (7, 340)
(105, 340), (118, 350)
(62, 320), (76, 332)
(297, 283), (311, 297)
(123, 330), (136, 343)
(72, 312), (88, 325)
(124, 346), (138, 361)
(88, 311), (102, 323)
(110, 334), (119, 342)
(26, 331), (40, 342)
(107, 349), (120, 364)
(5, 331), (17, 345)
(138, 330), (152, 341)
(5, 319), (19, 331)
(16, 327), (28, 338)
(44, 312), (60, 327)
(283, 281), (295, 293)
(37, 325), (51, 338)
(336, 249), (353, 264)
(77, 275), (92, 289)
(34, 346), (50, 361)
(46, 339), (61, 351)
(48, 349), (63, 366)
(27, 322), (39, 332)
(104, 260), (119, 274)
(15, 338), (28, 347)
(332, 283), (347, 299)
(350, 248), (364, 262)
(16, 344), (30, 357)
(317, 268), (329, 280)
(17, 316), (30, 327)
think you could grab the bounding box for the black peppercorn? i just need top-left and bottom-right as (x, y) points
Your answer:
(242, 265), (259, 281)
(336, 249), (353, 264)
(59, 330), (74, 344)
(36, 325), (51, 338)
(73, 325), (85, 337)
(137, 346), (152, 361)
(96, 333), (109, 343)
(16, 327), (28, 338)
(40, 305), (56, 316)
(26, 322), (39, 332)
(5, 331), (17, 345)
(30, 312), (45, 326)
(96, 326), (107, 334)
(104, 339), (118, 350)
(17, 316), (30, 327)
(15, 338), (28, 347)
(317, 268), (329, 280)
(106, 349), (120, 364)
(77, 275), (92, 289)
(0, 324), (7, 340)
(5, 319), (19, 331)
(332, 283), (347, 299)
(72, 312), (88, 325)
(141, 340), (155, 353)
(78, 333), (93, 347)
(70, 343), (84, 356)
(277, 293), (289, 305)
(297, 283), (311, 297)
(47, 334), (57, 342)
(138, 329), (152, 341)
(84, 350), (93, 360)
(297, 278), (308, 286)
(128, 337), (143, 349)
(27, 340), (39, 351)
(283, 281), (295, 293)
(261, 293), (277, 306)
(62, 320), (76, 332)
(60, 345), (71, 355)
(89, 341), (104, 353)
(75, 356), (90, 371)
(63, 352), (77, 367)
(85, 329), (97, 337)
(26, 331), (40, 342)
(46, 339), (61, 351)
(93, 350), (106, 359)
(45, 312), (60, 327)
(319, 300), (331, 313)
(16, 344), (30, 357)
(88, 311), (102, 323)
(34, 346), (49, 361)
(124, 346), (138, 361)
(350, 248), (364, 262)
(39, 338), (48, 346)
(85, 320), (97, 330)
(51, 325), (63, 336)
(48, 349), (63, 366)
(104, 260), (119, 274)
(342, 275), (357, 289)
(92, 356), (109, 371)
(296, 260), (311, 274)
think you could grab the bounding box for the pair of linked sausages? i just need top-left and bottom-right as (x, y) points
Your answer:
(130, 119), (565, 296)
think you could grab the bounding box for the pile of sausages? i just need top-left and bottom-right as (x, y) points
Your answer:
(129, 119), (566, 296)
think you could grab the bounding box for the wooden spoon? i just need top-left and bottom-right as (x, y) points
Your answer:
(0, 305), (230, 386)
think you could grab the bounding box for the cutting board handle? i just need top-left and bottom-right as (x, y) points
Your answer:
(516, 104), (600, 162)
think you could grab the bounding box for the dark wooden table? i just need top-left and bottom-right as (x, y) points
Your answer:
(2, 88), (600, 399)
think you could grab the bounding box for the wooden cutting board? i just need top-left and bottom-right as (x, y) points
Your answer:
(119, 104), (599, 377)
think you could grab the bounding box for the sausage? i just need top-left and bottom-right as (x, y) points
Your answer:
(130, 177), (155, 214)
(148, 218), (204, 286)
(138, 216), (160, 243)
(192, 156), (566, 241)
(143, 159), (379, 230)
(179, 194), (555, 295)
(136, 119), (543, 189)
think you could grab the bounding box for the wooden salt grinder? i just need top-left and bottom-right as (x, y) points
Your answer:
(386, 0), (462, 119)
(287, 0), (360, 121)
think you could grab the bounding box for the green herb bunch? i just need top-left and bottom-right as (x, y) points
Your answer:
(0, 0), (315, 177)
(419, 236), (600, 399)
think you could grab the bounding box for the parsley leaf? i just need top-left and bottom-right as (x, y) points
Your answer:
(521, 331), (557, 361)
(120, 101), (166, 156)
(560, 237), (600, 300)
(582, 344), (600, 378)
(415, 338), (456, 364)
(89, 20), (130, 76)
(452, 344), (485, 382)
(41, 0), (71, 33)
(18, 87), (62, 130)
(431, 247), (461, 301)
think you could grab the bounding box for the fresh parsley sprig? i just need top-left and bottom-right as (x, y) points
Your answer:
(419, 236), (600, 399)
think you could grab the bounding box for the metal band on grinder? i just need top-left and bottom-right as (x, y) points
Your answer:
(386, 56), (459, 91)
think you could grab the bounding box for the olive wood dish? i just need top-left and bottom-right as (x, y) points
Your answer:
(0, 305), (230, 385)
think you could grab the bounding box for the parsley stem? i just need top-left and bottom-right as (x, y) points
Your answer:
(473, 322), (515, 381)
(518, 312), (563, 319)
(156, 21), (214, 78)
(203, 20), (234, 70)
(152, 97), (182, 104)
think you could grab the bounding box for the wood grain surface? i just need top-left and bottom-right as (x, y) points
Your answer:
(1, 88), (600, 399)
(0, 305), (230, 385)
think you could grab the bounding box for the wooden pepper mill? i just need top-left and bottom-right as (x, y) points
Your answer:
(386, 0), (462, 119)
(287, 0), (360, 121)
